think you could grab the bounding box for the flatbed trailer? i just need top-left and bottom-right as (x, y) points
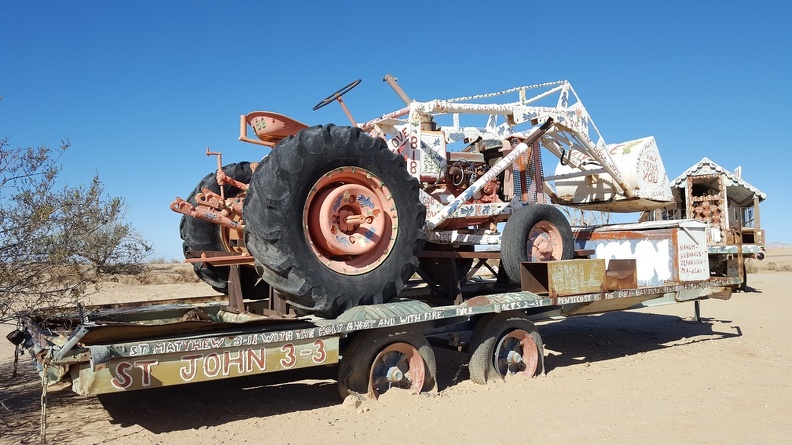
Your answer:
(13, 237), (742, 399)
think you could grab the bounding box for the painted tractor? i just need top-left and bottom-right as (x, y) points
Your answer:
(172, 76), (674, 317)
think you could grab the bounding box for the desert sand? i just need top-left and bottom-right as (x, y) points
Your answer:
(1, 252), (791, 444)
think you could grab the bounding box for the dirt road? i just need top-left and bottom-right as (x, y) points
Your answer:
(2, 272), (790, 444)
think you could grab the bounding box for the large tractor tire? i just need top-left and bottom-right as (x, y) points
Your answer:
(180, 162), (267, 298)
(501, 204), (574, 284)
(244, 125), (426, 318)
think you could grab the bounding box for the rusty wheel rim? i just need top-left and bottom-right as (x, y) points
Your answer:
(304, 167), (397, 275)
(368, 342), (425, 398)
(527, 220), (563, 261)
(493, 329), (539, 378)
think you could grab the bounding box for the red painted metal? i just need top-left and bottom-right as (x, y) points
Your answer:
(170, 198), (245, 231)
(496, 329), (539, 378)
(304, 167), (397, 275)
(245, 111), (309, 144)
(528, 220), (564, 261)
(368, 342), (425, 398)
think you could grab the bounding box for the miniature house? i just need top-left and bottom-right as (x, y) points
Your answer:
(666, 157), (766, 247)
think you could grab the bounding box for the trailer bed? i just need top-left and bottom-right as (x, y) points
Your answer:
(20, 268), (740, 396)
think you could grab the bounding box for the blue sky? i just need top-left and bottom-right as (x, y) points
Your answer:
(2, 1), (790, 260)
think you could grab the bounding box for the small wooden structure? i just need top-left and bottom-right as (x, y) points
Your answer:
(665, 157), (765, 249)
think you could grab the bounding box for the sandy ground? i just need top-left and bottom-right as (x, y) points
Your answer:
(1, 265), (791, 444)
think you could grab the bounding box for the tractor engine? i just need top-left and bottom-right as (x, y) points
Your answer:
(425, 160), (501, 205)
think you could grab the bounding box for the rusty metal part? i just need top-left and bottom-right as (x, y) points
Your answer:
(184, 252), (254, 266)
(6, 329), (24, 346)
(528, 220), (564, 261)
(180, 189), (246, 253)
(204, 148), (251, 200)
(494, 329), (539, 378)
(172, 150), (251, 255)
(303, 166), (396, 275)
(193, 188), (245, 231)
(215, 170), (249, 192)
(383, 74), (412, 106)
(368, 342), (425, 398)
(521, 259), (606, 297)
(194, 188), (226, 210)
(170, 198), (245, 231)
(478, 179), (500, 203)
(239, 111), (309, 147)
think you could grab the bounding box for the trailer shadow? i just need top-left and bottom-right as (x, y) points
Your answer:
(0, 353), (50, 445)
(536, 311), (742, 373)
(429, 311), (743, 391)
(0, 355), (342, 443)
(95, 364), (341, 432)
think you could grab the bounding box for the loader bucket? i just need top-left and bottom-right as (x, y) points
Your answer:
(553, 136), (674, 212)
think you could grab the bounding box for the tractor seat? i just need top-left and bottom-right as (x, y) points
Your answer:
(243, 111), (309, 145)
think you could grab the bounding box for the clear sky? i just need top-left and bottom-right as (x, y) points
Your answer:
(2, 1), (790, 260)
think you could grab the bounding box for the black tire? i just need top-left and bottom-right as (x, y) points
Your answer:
(501, 204), (574, 284)
(180, 162), (267, 298)
(337, 328), (437, 399)
(243, 125), (426, 318)
(739, 262), (748, 292)
(468, 312), (544, 384)
(419, 244), (475, 293)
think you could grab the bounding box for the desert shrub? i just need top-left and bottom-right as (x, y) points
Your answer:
(0, 136), (150, 321)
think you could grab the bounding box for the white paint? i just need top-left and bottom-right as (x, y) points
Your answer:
(576, 220), (710, 286)
(592, 239), (672, 286)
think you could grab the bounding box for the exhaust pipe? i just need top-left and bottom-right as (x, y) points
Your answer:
(384, 74), (412, 106)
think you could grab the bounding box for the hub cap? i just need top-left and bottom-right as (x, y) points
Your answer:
(304, 167), (397, 275)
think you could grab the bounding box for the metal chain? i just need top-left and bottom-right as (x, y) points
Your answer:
(451, 363), (468, 386)
(13, 316), (22, 377)
(12, 344), (19, 378)
(444, 80), (566, 103)
(40, 356), (50, 445)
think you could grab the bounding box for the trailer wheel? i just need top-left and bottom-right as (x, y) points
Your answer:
(244, 125), (426, 318)
(468, 312), (544, 384)
(338, 329), (436, 399)
(501, 204), (574, 284)
(180, 162), (268, 298)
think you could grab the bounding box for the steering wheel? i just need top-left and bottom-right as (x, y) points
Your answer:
(312, 79), (362, 110)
